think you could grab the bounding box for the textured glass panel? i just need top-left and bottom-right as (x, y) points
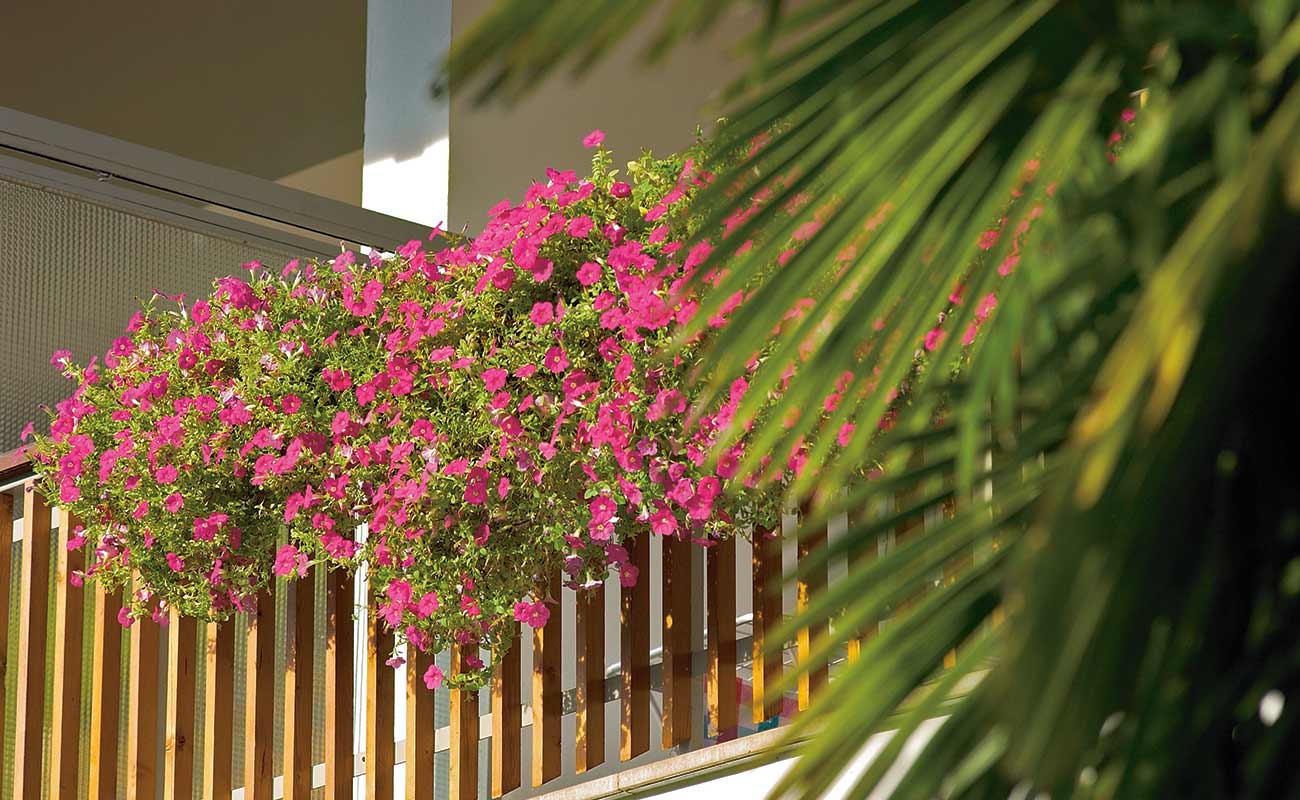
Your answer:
(0, 174), (298, 451)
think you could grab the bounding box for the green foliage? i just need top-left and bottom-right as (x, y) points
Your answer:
(447, 0), (1300, 795)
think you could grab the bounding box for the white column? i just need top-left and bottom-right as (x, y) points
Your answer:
(363, 0), (452, 229)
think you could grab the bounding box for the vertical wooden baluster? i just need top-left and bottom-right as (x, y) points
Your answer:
(284, 569), (315, 800)
(490, 627), (521, 797)
(532, 572), (562, 786)
(889, 451), (928, 626)
(164, 611), (198, 800)
(797, 505), (828, 710)
(405, 646), (436, 800)
(450, 641), (480, 800)
(202, 620), (234, 800)
(366, 616), (395, 800)
(751, 524), (784, 724)
(244, 591), (275, 800)
(127, 609), (162, 798)
(0, 492), (11, 793)
(661, 536), (693, 749)
(844, 498), (880, 663)
(620, 532), (650, 760)
(325, 570), (355, 800)
(13, 485), (52, 797)
(49, 509), (85, 800)
(942, 494), (964, 669)
(707, 537), (738, 741)
(575, 584), (605, 773)
(88, 584), (124, 799)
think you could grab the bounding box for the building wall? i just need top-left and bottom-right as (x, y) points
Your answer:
(0, 0), (367, 204)
(446, 0), (752, 231)
(1, 1), (755, 223)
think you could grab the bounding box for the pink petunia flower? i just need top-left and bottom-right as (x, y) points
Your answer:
(566, 216), (594, 238)
(482, 368), (509, 393)
(530, 302), (554, 327)
(543, 347), (569, 374)
(273, 544), (308, 578)
(576, 261), (602, 286)
(582, 129), (605, 148)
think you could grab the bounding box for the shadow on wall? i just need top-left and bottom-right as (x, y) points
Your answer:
(445, 0), (758, 233)
(0, 0), (366, 191)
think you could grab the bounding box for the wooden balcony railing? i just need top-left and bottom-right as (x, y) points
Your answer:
(0, 450), (899, 800)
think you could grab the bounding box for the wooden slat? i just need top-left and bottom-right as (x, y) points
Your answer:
(244, 591), (276, 800)
(620, 532), (651, 760)
(796, 508), (828, 710)
(575, 584), (605, 773)
(0, 492), (11, 793)
(0, 494), (11, 770)
(49, 509), (86, 800)
(13, 486), (53, 797)
(127, 612), (162, 798)
(164, 611), (198, 800)
(325, 570), (355, 800)
(661, 535), (693, 748)
(844, 500), (880, 662)
(88, 584), (124, 799)
(202, 621), (235, 800)
(450, 641), (480, 800)
(366, 616), (395, 800)
(751, 524), (783, 724)
(888, 452), (928, 625)
(405, 647), (435, 800)
(532, 572), (562, 786)
(707, 537), (738, 740)
(284, 569), (315, 800)
(490, 627), (522, 797)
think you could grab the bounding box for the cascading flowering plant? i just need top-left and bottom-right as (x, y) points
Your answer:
(28, 133), (791, 687)
(26, 116), (1055, 687)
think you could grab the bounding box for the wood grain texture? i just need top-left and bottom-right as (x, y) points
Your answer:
(532, 573), (562, 787)
(202, 621), (234, 800)
(49, 509), (85, 800)
(797, 511), (828, 710)
(575, 584), (605, 773)
(243, 591), (276, 800)
(87, 584), (124, 800)
(661, 535), (693, 749)
(127, 612), (162, 799)
(450, 641), (480, 800)
(284, 571), (315, 800)
(366, 616), (395, 800)
(13, 487), (53, 796)
(0, 493), (11, 794)
(751, 524), (784, 724)
(491, 627), (522, 797)
(164, 611), (198, 800)
(324, 569), (355, 800)
(405, 647), (435, 800)
(620, 532), (650, 760)
(707, 537), (738, 740)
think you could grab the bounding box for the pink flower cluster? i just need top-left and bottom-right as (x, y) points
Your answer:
(28, 129), (1020, 686)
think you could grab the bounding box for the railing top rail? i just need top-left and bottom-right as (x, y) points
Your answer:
(0, 448), (31, 487)
(0, 105), (430, 251)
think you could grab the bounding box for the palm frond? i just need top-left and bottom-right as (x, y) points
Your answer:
(444, 1), (1300, 797)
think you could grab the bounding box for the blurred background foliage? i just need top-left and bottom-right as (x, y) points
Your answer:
(444, 2), (1300, 797)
